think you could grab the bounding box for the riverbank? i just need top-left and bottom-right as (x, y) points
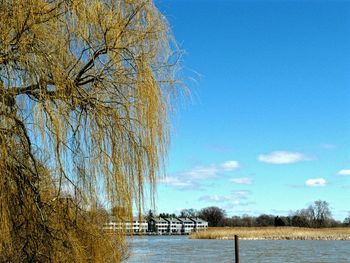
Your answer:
(189, 227), (350, 240)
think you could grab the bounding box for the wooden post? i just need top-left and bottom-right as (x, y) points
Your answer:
(234, 235), (240, 263)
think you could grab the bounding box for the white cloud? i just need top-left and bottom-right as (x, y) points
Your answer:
(160, 177), (195, 189)
(181, 160), (240, 180)
(258, 151), (313, 164)
(184, 165), (219, 179)
(198, 195), (231, 202)
(162, 160), (240, 190)
(229, 177), (252, 185)
(232, 190), (251, 199)
(305, 178), (327, 187)
(221, 160), (240, 171)
(338, 169), (350, 176)
(198, 190), (252, 206)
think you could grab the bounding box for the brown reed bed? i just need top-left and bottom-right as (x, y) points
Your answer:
(190, 227), (350, 240)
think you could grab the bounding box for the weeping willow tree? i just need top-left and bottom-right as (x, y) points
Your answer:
(0, 0), (180, 261)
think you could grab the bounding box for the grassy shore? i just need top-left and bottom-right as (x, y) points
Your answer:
(190, 227), (350, 240)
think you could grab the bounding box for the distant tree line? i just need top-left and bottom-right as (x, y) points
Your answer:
(147, 200), (350, 228)
(209, 200), (349, 228)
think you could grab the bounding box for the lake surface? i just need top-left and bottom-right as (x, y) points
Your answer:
(125, 236), (350, 263)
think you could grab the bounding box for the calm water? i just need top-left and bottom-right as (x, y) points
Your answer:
(125, 236), (350, 263)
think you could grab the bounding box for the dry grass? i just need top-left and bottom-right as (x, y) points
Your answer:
(190, 227), (350, 240)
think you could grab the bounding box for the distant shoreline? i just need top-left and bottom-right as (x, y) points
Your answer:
(189, 227), (350, 240)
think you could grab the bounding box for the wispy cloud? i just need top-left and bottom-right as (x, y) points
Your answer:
(198, 195), (231, 203)
(161, 160), (240, 190)
(338, 169), (350, 176)
(320, 143), (336, 150)
(221, 160), (240, 171)
(206, 144), (233, 153)
(198, 190), (252, 206)
(305, 178), (327, 187)
(183, 165), (219, 179)
(179, 160), (239, 180)
(258, 151), (314, 164)
(160, 176), (196, 189)
(229, 177), (253, 185)
(233, 190), (251, 199)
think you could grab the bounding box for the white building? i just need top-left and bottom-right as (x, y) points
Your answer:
(148, 217), (169, 233)
(178, 217), (195, 234)
(190, 217), (208, 231)
(132, 217), (148, 233)
(103, 216), (147, 233)
(165, 217), (182, 234)
(104, 215), (208, 234)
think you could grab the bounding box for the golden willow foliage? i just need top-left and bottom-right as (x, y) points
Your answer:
(0, 0), (179, 261)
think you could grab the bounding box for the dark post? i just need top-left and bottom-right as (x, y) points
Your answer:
(234, 235), (240, 263)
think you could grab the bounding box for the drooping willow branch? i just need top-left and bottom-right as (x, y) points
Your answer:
(0, 0), (182, 261)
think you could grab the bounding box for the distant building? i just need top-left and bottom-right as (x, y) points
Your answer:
(103, 216), (119, 231)
(104, 216), (147, 233)
(165, 217), (182, 234)
(132, 217), (148, 233)
(178, 217), (195, 234)
(148, 217), (169, 234)
(104, 215), (208, 234)
(190, 217), (208, 231)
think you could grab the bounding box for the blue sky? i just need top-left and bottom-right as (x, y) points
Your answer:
(152, 0), (350, 221)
